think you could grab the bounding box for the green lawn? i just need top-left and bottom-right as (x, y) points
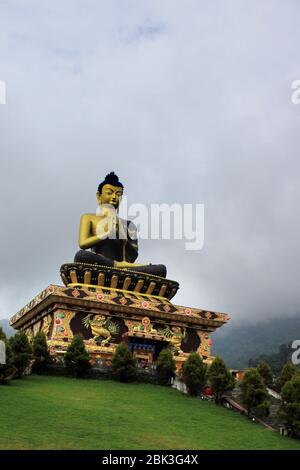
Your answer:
(0, 375), (300, 450)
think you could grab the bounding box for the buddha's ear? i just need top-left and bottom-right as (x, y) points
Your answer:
(96, 191), (102, 204)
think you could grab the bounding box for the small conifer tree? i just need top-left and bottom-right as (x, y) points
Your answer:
(112, 343), (137, 383)
(257, 361), (273, 386)
(9, 332), (32, 378)
(240, 368), (269, 418)
(64, 335), (91, 378)
(208, 356), (234, 403)
(32, 331), (51, 374)
(280, 375), (300, 437)
(275, 362), (299, 391)
(156, 348), (176, 386)
(182, 352), (207, 396)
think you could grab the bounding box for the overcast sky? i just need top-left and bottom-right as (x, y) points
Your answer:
(0, 0), (300, 325)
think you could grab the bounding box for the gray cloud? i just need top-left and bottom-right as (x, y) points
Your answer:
(0, 0), (300, 324)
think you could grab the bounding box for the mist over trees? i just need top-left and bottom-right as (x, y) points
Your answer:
(213, 316), (300, 369)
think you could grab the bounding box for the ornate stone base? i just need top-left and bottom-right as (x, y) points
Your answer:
(60, 262), (180, 300)
(10, 284), (230, 373)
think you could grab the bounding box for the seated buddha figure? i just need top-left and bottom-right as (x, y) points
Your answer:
(74, 172), (167, 278)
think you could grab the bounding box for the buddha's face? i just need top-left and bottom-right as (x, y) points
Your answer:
(96, 184), (123, 209)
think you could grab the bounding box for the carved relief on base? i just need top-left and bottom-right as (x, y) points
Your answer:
(196, 331), (212, 358)
(82, 314), (120, 346)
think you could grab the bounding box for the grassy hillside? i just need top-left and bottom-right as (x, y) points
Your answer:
(0, 375), (299, 450)
(213, 316), (300, 369)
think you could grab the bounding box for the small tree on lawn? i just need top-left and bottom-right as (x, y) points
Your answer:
(112, 343), (137, 383)
(275, 362), (300, 392)
(9, 332), (32, 378)
(64, 335), (91, 378)
(32, 332), (51, 374)
(182, 352), (207, 397)
(240, 368), (269, 418)
(156, 348), (176, 386)
(257, 361), (273, 387)
(208, 356), (234, 403)
(0, 327), (15, 384)
(280, 375), (300, 437)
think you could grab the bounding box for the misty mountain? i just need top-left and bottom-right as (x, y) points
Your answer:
(212, 315), (300, 369)
(0, 319), (16, 338)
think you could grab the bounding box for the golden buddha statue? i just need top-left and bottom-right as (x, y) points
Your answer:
(74, 172), (167, 278)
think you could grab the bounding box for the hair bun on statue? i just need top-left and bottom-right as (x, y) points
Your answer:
(98, 172), (124, 193)
(104, 172), (121, 185)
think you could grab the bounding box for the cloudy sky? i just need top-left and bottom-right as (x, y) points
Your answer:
(0, 0), (300, 325)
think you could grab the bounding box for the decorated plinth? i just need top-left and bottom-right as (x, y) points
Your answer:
(10, 263), (230, 373)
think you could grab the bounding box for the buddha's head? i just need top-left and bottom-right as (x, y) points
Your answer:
(96, 172), (124, 209)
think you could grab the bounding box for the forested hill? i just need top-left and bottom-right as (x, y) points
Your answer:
(212, 315), (300, 369)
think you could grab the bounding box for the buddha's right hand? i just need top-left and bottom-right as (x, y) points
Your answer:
(96, 214), (118, 240)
